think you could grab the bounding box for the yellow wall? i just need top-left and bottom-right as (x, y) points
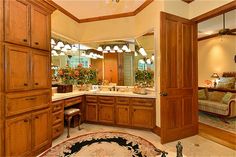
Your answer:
(198, 36), (236, 86)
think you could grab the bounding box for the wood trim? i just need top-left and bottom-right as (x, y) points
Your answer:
(199, 123), (236, 150)
(198, 28), (236, 41)
(182, 0), (194, 4)
(192, 1), (236, 23)
(152, 126), (161, 136)
(46, 0), (154, 23)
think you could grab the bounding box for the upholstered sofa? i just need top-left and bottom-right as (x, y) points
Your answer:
(198, 89), (236, 118)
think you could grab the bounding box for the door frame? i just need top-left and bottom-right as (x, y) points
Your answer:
(191, 1), (236, 150)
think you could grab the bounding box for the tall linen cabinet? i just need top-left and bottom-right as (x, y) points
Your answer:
(0, 0), (55, 156)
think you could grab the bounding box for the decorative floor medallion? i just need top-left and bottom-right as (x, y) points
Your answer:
(41, 132), (161, 157)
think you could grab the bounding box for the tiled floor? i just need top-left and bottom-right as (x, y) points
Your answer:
(52, 123), (236, 157)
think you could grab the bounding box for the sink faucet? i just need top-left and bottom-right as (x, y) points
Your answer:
(109, 86), (116, 91)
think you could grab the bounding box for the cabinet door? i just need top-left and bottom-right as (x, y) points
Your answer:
(5, 114), (31, 157)
(98, 104), (114, 124)
(32, 108), (51, 152)
(5, 45), (30, 91)
(86, 103), (97, 122)
(116, 105), (129, 126)
(131, 106), (154, 129)
(31, 5), (50, 50)
(32, 51), (50, 89)
(4, 0), (30, 46)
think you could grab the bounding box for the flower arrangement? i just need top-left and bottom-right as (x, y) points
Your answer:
(57, 64), (97, 85)
(135, 69), (154, 88)
(57, 65), (76, 85)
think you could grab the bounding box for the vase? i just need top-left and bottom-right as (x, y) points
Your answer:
(57, 84), (73, 93)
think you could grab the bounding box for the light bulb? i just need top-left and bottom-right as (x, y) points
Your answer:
(113, 45), (119, 51)
(57, 41), (64, 48)
(139, 47), (147, 56)
(51, 39), (56, 45)
(105, 46), (111, 51)
(97, 46), (103, 52)
(64, 44), (71, 50)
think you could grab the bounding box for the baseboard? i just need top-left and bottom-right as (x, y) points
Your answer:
(199, 123), (236, 150)
(152, 126), (161, 136)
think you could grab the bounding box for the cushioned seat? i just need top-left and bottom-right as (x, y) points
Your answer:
(198, 100), (229, 116)
(64, 108), (82, 138)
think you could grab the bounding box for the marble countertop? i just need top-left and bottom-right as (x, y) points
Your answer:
(52, 90), (156, 102)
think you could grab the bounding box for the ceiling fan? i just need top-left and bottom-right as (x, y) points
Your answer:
(218, 13), (236, 36)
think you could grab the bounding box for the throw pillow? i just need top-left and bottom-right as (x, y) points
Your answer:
(222, 92), (234, 104)
(216, 77), (236, 89)
(208, 91), (225, 102)
(198, 89), (207, 100)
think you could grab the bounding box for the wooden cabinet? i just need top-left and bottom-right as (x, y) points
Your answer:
(52, 100), (64, 139)
(32, 109), (51, 152)
(31, 5), (49, 50)
(86, 103), (97, 122)
(5, 90), (50, 117)
(32, 51), (50, 89)
(116, 105), (129, 126)
(98, 104), (114, 124)
(131, 106), (154, 129)
(4, 0), (50, 50)
(5, 45), (30, 91)
(5, 45), (50, 91)
(85, 96), (155, 129)
(5, 113), (32, 157)
(4, 0), (30, 46)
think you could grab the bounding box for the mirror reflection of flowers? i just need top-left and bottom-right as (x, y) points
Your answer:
(74, 64), (98, 85)
(135, 68), (154, 88)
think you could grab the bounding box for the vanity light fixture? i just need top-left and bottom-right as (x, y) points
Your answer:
(60, 52), (65, 56)
(117, 49), (123, 53)
(139, 47), (147, 56)
(146, 58), (152, 64)
(122, 45), (129, 51)
(64, 44), (71, 50)
(71, 45), (78, 51)
(135, 51), (138, 57)
(57, 41), (64, 48)
(103, 50), (108, 53)
(51, 39), (56, 45)
(126, 48), (131, 53)
(113, 45), (119, 51)
(105, 46), (111, 51)
(53, 45), (61, 50)
(61, 47), (67, 52)
(97, 46), (103, 52)
(151, 54), (155, 61)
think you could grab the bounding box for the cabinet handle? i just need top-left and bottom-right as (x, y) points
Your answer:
(24, 119), (28, 122)
(23, 39), (27, 42)
(125, 108), (128, 111)
(24, 83), (28, 86)
(56, 116), (59, 119)
(134, 109), (136, 112)
(25, 97), (36, 101)
(56, 129), (59, 132)
(35, 116), (39, 119)
(35, 83), (39, 85)
(35, 42), (39, 45)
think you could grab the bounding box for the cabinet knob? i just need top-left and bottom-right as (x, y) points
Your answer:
(24, 83), (28, 86)
(35, 42), (39, 45)
(23, 39), (27, 42)
(35, 83), (39, 85)
(160, 92), (168, 97)
(24, 119), (28, 122)
(35, 116), (39, 119)
(56, 129), (59, 132)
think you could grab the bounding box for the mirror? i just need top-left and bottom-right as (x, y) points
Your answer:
(51, 30), (155, 87)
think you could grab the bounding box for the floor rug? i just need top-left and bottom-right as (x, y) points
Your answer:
(40, 132), (162, 157)
(199, 111), (236, 134)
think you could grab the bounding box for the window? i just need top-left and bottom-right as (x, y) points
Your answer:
(69, 56), (90, 68)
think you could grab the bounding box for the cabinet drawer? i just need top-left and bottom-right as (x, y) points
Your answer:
(52, 111), (64, 125)
(52, 123), (64, 139)
(99, 96), (115, 104)
(86, 95), (97, 103)
(131, 98), (154, 106)
(52, 100), (64, 113)
(116, 97), (130, 105)
(64, 96), (82, 108)
(6, 92), (50, 117)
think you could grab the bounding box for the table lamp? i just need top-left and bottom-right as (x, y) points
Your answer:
(211, 73), (219, 88)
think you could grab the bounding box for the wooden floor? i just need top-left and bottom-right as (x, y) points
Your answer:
(199, 122), (236, 150)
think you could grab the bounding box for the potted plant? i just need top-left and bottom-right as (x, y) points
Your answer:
(57, 65), (75, 93)
(134, 69), (154, 94)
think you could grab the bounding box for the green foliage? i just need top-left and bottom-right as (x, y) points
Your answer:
(57, 64), (98, 85)
(135, 69), (154, 88)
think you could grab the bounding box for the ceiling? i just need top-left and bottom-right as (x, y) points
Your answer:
(198, 9), (236, 38)
(52, 0), (146, 19)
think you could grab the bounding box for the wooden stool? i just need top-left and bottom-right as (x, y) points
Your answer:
(64, 108), (82, 138)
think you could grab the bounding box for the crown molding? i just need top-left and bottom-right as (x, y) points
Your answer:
(46, 0), (153, 23)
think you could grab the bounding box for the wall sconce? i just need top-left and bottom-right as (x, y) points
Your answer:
(211, 73), (219, 88)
